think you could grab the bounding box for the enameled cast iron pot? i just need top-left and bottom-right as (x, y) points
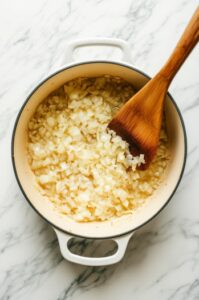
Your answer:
(12, 38), (187, 266)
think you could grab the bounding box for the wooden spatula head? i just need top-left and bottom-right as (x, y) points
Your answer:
(108, 77), (168, 168)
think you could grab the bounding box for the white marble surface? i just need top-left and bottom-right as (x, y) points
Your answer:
(0, 0), (199, 299)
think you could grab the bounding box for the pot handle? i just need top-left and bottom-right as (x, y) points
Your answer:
(65, 38), (132, 63)
(54, 228), (134, 266)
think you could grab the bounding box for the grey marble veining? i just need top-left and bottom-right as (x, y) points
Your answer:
(0, 0), (199, 299)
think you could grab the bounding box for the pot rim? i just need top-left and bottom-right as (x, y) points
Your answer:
(11, 60), (187, 239)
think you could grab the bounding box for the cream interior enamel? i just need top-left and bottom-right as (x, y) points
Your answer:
(13, 62), (186, 238)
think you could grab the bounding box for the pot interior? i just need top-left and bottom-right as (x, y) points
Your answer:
(12, 62), (186, 238)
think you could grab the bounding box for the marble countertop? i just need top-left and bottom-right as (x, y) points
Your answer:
(0, 0), (199, 299)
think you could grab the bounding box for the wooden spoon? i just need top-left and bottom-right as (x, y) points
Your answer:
(109, 7), (199, 169)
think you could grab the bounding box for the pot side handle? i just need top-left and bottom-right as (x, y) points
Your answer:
(54, 228), (134, 266)
(65, 38), (132, 63)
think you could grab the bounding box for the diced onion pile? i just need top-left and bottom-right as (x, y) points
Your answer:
(28, 76), (169, 222)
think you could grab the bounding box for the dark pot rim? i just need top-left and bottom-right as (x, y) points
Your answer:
(11, 60), (187, 239)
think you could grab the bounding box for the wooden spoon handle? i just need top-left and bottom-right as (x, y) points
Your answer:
(159, 6), (199, 84)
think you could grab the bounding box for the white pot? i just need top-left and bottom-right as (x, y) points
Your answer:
(12, 38), (187, 266)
